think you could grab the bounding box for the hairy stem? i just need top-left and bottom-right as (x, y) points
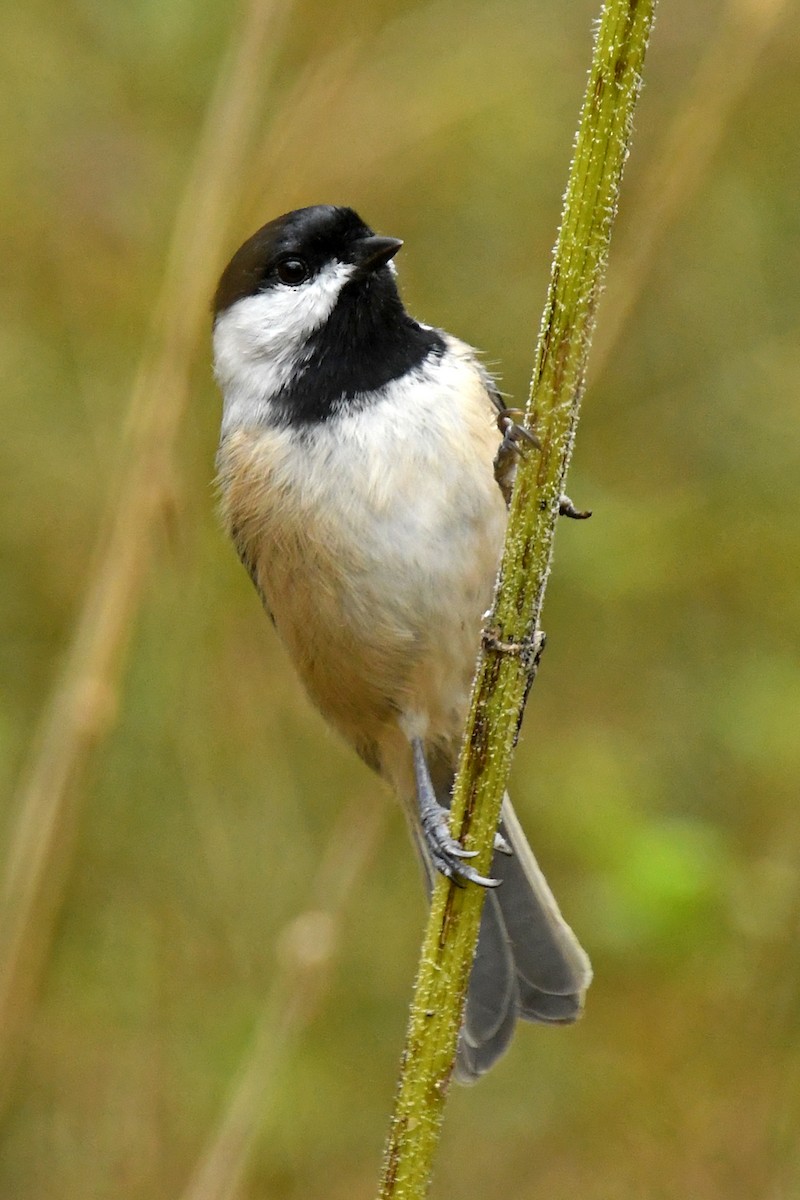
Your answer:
(378, 1), (657, 1196)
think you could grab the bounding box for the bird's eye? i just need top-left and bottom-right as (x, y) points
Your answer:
(276, 257), (309, 286)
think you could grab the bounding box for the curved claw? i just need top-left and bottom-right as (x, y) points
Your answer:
(434, 850), (501, 889)
(456, 864), (501, 889)
(425, 819), (499, 887)
(411, 735), (500, 888)
(493, 831), (513, 856)
(455, 864), (501, 892)
(559, 494), (592, 520)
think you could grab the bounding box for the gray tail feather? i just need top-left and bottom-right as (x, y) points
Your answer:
(409, 794), (592, 1084)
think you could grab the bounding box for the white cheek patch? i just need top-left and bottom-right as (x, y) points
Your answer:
(214, 259), (353, 432)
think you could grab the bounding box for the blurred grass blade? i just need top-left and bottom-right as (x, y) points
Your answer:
(0, 0), (294, 1108)
(179, 797), (386, 1200)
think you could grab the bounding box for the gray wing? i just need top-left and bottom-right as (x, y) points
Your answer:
(408, 779), (592, 1083)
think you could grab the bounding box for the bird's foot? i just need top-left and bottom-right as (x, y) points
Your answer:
(493, 409), (540, 506)
(411, 737), (499, 888)
(482, 627), (547, 674)
(496, 407), (540, 458)
(559, 494), (592, 520)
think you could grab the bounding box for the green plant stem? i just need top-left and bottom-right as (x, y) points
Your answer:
(378, 1), (657, 1197)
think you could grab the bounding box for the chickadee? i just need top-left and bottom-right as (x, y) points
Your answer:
(212, 204), (591, 1081)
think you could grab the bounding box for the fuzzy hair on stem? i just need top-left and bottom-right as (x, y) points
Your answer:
(378, 1), (658, 1197)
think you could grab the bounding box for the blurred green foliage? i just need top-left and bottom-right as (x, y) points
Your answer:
(1, 0), (799, 1196)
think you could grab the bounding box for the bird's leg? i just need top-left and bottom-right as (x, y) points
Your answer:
(411, 737), (499, 888)
(491, 407), (591, 520)
(493, 408), (540, 506)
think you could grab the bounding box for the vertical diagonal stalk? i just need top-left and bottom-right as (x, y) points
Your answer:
(378, 2), (657, 1197)
(0, 0), (294, 1109)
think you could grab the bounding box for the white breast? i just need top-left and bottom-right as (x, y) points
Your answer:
(216, 338), (506, 776)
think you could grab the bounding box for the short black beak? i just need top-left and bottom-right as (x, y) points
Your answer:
(347, 235), (403, 276)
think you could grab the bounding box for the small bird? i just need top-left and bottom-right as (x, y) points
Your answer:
(212, 204), (591, 1081)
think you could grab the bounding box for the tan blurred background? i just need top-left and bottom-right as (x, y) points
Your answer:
(1, 0), (799, 1196)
